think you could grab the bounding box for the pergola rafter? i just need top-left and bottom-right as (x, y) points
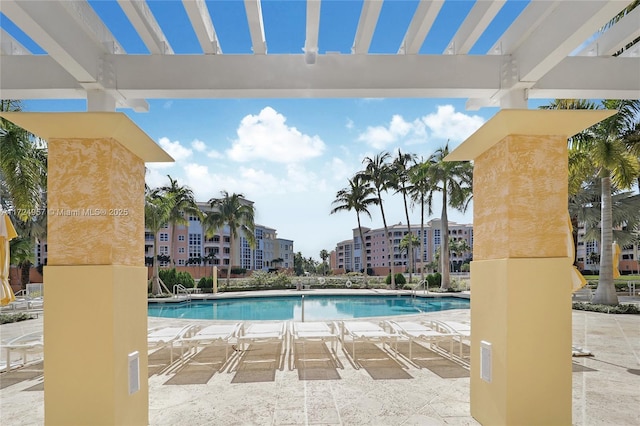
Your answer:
(0, 0), (637, 111)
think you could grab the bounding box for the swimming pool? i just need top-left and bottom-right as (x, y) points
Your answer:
(148, 295), (470, 321)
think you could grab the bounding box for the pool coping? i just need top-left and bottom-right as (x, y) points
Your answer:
(148, 288), (471, 304)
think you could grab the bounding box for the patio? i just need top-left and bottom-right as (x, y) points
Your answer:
(1, 306), (638, 425)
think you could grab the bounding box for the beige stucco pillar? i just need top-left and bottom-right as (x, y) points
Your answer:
(0, 112), (172, 425)
(447, 109), (614, 425)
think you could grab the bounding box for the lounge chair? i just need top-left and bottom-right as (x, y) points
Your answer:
(147, 324), (194, 364)
(180, 322), (242, 361)
(236, 322), (286, 351)
(384, 320), (455, 361)
(339, 320), (400, 362)
(290, 321), (340, 368)
(432, 320), (471, 362)
(1, 331), (44, 372)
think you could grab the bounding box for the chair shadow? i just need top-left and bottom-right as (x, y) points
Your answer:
(164, 346), (234, 385)
(343, 342), (412, 380)
(291, 341), (342, 380)
(230, 342), (284, 384)
(395, 342), (469, 379)
(0, 361), (44, 390)
(572, 362), (598, 373)
(148, 347), (174, 377)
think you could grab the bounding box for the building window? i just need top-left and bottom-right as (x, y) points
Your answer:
(178, 247), (185, 254)
(178, 259), (185, 266)
(178, 235), (185, 241)
(213, 235), (220, 242)
(188, 233), (201, 260)
(434, 229), (441, 246)
(159, 233), (169, 242)
(159, 246), (169, 255)
(224, 236), (230, 243)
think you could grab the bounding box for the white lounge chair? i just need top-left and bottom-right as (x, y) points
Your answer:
(339, 321), (400, 362)
(1, 331), (44, 372)
(290, 321), (339, 368)
(384, 320), (455, 361)
(180, 322), (242, 361)
(147, 325), (194, 364)
(237, 322), (286, 351)
(432, 320), (471, 362)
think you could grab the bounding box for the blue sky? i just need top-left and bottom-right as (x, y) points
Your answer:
(3, 0), (555, 259)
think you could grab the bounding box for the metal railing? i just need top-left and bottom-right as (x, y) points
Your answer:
(173, 284), (191, 300)
(411, 280), (428, 298)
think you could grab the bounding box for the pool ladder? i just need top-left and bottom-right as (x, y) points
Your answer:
(411, 280), (428, 298)
(173, 284), (192, 301)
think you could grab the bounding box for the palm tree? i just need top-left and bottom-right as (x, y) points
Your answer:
(426, 144), (473, 290)
(145, 193), (173, 295)
(392, 149), (417, 282)
(360, 152), (397, 288)
(154, 175), (202, 266)
(331, 174), (379, 286)
(547, 99), (640, 305)
(0, 100), (47, 221)
(319, 249), (330, 276)
(399, 233), (420, 276)
(449, 237), (472, 272)
(204, 191), (256, 288)
(409, 159), (436, 285)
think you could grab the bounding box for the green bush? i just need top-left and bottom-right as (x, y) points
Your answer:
(198, 277), (213, 288)
(395, 273), (406, 285)
(572, 302), (639, 314)
(0, 313), (35, 324)
(426, 273), (442, 288)
(159, 268), (195, 289)
(177, 271), (195, 288)
(159, 268), (178, 287)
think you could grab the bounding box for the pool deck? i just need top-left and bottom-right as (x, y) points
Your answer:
(1, 289), (639, 425)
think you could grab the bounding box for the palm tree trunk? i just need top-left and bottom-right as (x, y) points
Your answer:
(592, 175), (619, 305)
(171, 223), (176, 267)
(441, 188), (450, 290)
(356, 213), (368, 287)
(402, 191), (413, 283)
(226, 235), (233, 288)
(379, 199), (395, 289)
(152, 234), (160, 295)
(420, 193), (425, 286)
(20, 261), (31, 289)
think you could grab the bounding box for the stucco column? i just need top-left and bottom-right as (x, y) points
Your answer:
(446, 109), (614, 425)
(0, 112), (172, 425)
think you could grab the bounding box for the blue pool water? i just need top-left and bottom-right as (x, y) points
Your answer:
(148, 295), (469, 321)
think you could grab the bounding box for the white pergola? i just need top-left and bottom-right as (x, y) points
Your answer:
(1, 0), (639, 112)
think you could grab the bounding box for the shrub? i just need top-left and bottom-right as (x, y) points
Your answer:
(0, 313), (35, 324)
(177, 271), (195, 288)
(572, 302), (639, 314)
(395, 273), (406, 285)
(198, 277), (213, 288)
(426, 273), (442, 288)
(158, 268), (195, 289)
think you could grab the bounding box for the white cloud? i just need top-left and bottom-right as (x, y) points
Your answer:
(329, 157), (355, 183)
(191, 139), (207, 152)
(207, 150), (224, 159)
(227, 107), (326, 163)
(144, 167), (169, 188)
(357, 114), (425, 149)
(345, 118), (354, 130)
(422, 105), (484, 144)
(158, 137), (192, 162)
